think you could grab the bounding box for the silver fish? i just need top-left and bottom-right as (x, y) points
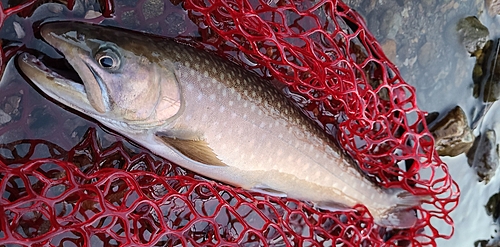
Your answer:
(17, 21), (422, 228)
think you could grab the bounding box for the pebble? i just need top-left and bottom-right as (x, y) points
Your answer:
(431, 106), (475, 157)
(0, 109), (11, 125)
(456, 16), (489, 55)
(381, 39), (397, 61)
(12, 22), (25, 39)
(467, 129), (499, 184)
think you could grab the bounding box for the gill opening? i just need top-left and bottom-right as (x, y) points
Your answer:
(84, 61), (111, 112)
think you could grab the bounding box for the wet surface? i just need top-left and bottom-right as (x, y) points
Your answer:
(0, 0), (481, 245)
(344, 0), (500, 246)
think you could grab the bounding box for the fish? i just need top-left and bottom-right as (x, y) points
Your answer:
(17, 21), (422, 228)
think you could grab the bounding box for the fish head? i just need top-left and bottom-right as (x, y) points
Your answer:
(18, 22), (182, 132)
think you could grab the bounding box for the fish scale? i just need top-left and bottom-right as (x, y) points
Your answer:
(17, 21), (423, 228)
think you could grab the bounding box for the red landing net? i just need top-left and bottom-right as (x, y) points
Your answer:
(0, 0), (459, 246)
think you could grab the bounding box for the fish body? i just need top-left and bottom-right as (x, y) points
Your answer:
(17, 21), (420, 228)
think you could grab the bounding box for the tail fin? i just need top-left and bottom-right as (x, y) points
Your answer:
(375, 189), (429, 228)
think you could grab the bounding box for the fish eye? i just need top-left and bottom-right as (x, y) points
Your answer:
(99, 56), (114, 68)
(95, 48), (121, 70)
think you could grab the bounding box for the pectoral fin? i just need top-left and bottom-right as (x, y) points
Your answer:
(155, 132), (227, 167)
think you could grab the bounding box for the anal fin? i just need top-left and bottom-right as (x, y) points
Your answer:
(156, 132), (227, 167)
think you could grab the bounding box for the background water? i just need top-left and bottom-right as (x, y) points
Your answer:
(345, 0), (500, 245)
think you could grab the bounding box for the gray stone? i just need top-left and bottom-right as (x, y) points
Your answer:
(467, 129), (499, 184)
(456, 16), (489, 54)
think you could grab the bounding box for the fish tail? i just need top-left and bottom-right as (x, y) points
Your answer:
(375, 189), (429, 228)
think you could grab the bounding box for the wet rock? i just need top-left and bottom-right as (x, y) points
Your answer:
(27, 106), (56, 138)
(472, 39), (493, 99)
(456, 16), (489, 55)
(378, 9), (402, 40)
(142, 0), (164, 20)
(430, 106), (475, 157)
(381, 39), (397, 61)
(2, 94), (22, 121)
(475, 238), (500, 247)
(486, 192), (500, 220)
(12, 22), (24, 39)
(417, 41), (434, 68)
(486, 0), (500, 16)
(84, 10), (102, 19)
(164, 12), (187, 36)
(0, 109), (11, 125)
(467, 129), (499, 184)
(62, 117), (90, 145)
(483, 39), (500, 102)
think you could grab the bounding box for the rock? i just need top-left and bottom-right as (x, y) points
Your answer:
(418, 41), (434, 68)
(467, 129), (499, 184)
(483, 39), (500, 102)
(381, 39), (397, 61)
(84, 10), (102, 19)
(0, 109), (11, 125)
(2, 94), (22, 121)
(486, 0), (500, 16)
(142, 0), (164, 20)
(486, 192), (500, 220)
(27, 106), (56, 138)
(456, 16), (489, 54)
(378, 9), (402, 40)
(431, 106), (475, 157)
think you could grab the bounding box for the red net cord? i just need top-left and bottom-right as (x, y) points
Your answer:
(0, 0), (459, 246)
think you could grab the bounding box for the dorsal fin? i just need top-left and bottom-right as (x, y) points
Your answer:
(155, 132), (227, 167)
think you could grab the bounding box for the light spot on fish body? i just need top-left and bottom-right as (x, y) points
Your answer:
(219, 106), (225, 113)
(184, 61), (190, 67)
(212, 78), (217, 84)
(237, 94), (242, 101)
(190, 70), (195, 76)
(228, 101), (234, 106)
(203, 71), (208, 77)
(197, 93), (203, 100)
(222, 88), (227, 97)
(209, 94), (216, 101)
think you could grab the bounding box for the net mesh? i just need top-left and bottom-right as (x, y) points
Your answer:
(0, 0), (459, 246)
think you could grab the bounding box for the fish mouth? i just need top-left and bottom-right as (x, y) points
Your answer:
(18, 51), (85, 94)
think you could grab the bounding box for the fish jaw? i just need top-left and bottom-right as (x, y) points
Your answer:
(17, 52), (94, 115)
